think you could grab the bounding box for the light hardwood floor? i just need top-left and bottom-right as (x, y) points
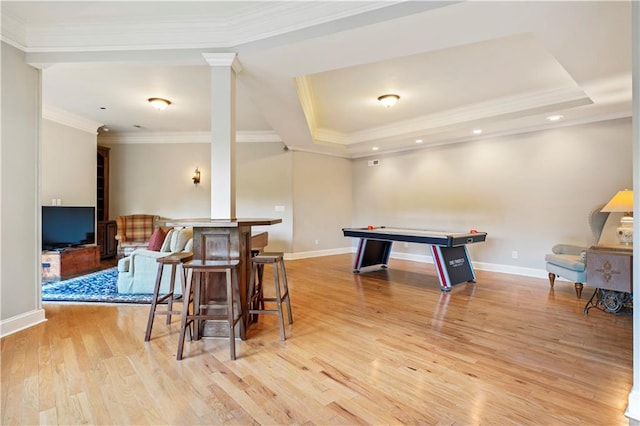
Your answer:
(1, 254), (633, 425)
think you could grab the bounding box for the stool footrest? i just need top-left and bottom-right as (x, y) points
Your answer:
(153, 310), (183, 316)
(248, 309), (280, 315)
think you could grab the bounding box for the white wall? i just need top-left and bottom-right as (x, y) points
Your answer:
(0, 42), (45, 332)
(42, 119), (96, 206)
(352, 118), (632, 275)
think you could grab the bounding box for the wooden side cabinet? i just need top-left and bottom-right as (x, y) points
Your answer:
(42, 245), (100, 281)
(586, 244), (632, 293)
(585, 244), (633, 314)
(97, 220), (117, 259)
(97, 146), (110, 222)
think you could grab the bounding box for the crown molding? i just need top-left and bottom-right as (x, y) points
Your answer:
(4, 2), (399, 53)
(202, 53), (242, 73)
(294, 75), (318, 135)
(313, 86), (592, 146)
(313, 128), (349, 145)
(100, 130), (282, 145)
(42, 104), (103, 134)
(347, 111), (633, 159)
(1, 13), (26, 50)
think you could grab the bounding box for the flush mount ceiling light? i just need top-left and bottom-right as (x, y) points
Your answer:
(377, 94), (400, 107)
(148, 97), (171, 110)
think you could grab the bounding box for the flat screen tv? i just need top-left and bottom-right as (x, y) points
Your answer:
(42, 206), (95, 250)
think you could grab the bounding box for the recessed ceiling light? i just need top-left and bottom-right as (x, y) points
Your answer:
(372, 146), (379, 151)
(415, 139), (423, 144)
(148, 97), (171, 110)
(546, 114), (564, 122)
(472, 129), (482, 135)
(377, 94), (400, 108)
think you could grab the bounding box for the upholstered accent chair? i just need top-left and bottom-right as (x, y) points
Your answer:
(115, 214), (160, 259)
(117, 227), (193, 294)
(544, 205), (609, 298)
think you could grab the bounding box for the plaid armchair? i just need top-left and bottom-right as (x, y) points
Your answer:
(115, 214), (160, 259)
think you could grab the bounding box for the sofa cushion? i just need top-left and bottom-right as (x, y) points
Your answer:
(147, 227), (167, 251)
(169, 227), (193, 252)
(544, 253), (586, 272)
(119, 241), (150, 258)
(160, 229), (174, 252)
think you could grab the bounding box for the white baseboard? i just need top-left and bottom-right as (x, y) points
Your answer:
(388, 251), (549, 279)
(0, 308), (46, 338)
(286, 247), (551, 280)
(626, 387), (640, 423)
(286, 246), (353, 260)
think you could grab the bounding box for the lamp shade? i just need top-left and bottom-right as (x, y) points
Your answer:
(601, 189), (634, 213)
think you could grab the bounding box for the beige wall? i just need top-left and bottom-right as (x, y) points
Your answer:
(102, 118), (631, 273)
(352, 118), (633, 274)
(103, 141), (293, 252)
(105, 142), (211, 219)
(292, 151), (352, 254)
(236, 143), (292, 252)
(42, 120), (96, 206)
(0, 42), (45, 328)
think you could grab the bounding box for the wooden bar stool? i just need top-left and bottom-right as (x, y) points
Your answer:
(144, 252), (193, 342)
(177, 259), (241, 360)
(247, 252), (293, 340)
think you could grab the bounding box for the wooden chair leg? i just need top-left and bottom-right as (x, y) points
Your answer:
(166, 264), (177, 325)
(177, 268), (194, 361)
(574, 283), (584, 299)
(548, 272), (556, 288)
(279, 259), (293, 325)
(144, 262), (165, 342)
(272, 262), (286, 341)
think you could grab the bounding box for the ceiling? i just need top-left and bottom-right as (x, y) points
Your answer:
(1, 1), (632, 158)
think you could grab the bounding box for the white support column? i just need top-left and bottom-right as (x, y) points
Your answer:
(202, 53), (242, 219)
(626, 1), (640, 424)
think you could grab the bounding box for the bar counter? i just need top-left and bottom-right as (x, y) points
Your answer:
(164, 218), (282, 339)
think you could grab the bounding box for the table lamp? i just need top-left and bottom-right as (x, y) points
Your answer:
(601, 189), (634, 245)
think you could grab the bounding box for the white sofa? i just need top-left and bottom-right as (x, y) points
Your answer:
(117, 227), (193, 294)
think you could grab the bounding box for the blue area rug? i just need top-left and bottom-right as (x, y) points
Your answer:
(42, 267), (153, 304)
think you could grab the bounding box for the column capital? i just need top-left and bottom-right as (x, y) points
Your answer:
(202, 52), (242, 73)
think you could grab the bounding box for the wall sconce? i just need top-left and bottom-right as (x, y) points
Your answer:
(192, 168), (201, 185)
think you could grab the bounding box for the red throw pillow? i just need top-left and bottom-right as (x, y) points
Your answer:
(147, 227), (167, 251)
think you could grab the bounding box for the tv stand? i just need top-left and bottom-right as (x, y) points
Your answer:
(42, 245), (100, 281)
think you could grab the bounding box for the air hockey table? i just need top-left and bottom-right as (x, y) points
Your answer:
(342, 226), (487, 291)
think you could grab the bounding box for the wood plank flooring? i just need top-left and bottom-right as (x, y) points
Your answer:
(1, 254), (633, 425)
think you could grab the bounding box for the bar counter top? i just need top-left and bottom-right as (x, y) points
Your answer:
(163, 218), (282, 228)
